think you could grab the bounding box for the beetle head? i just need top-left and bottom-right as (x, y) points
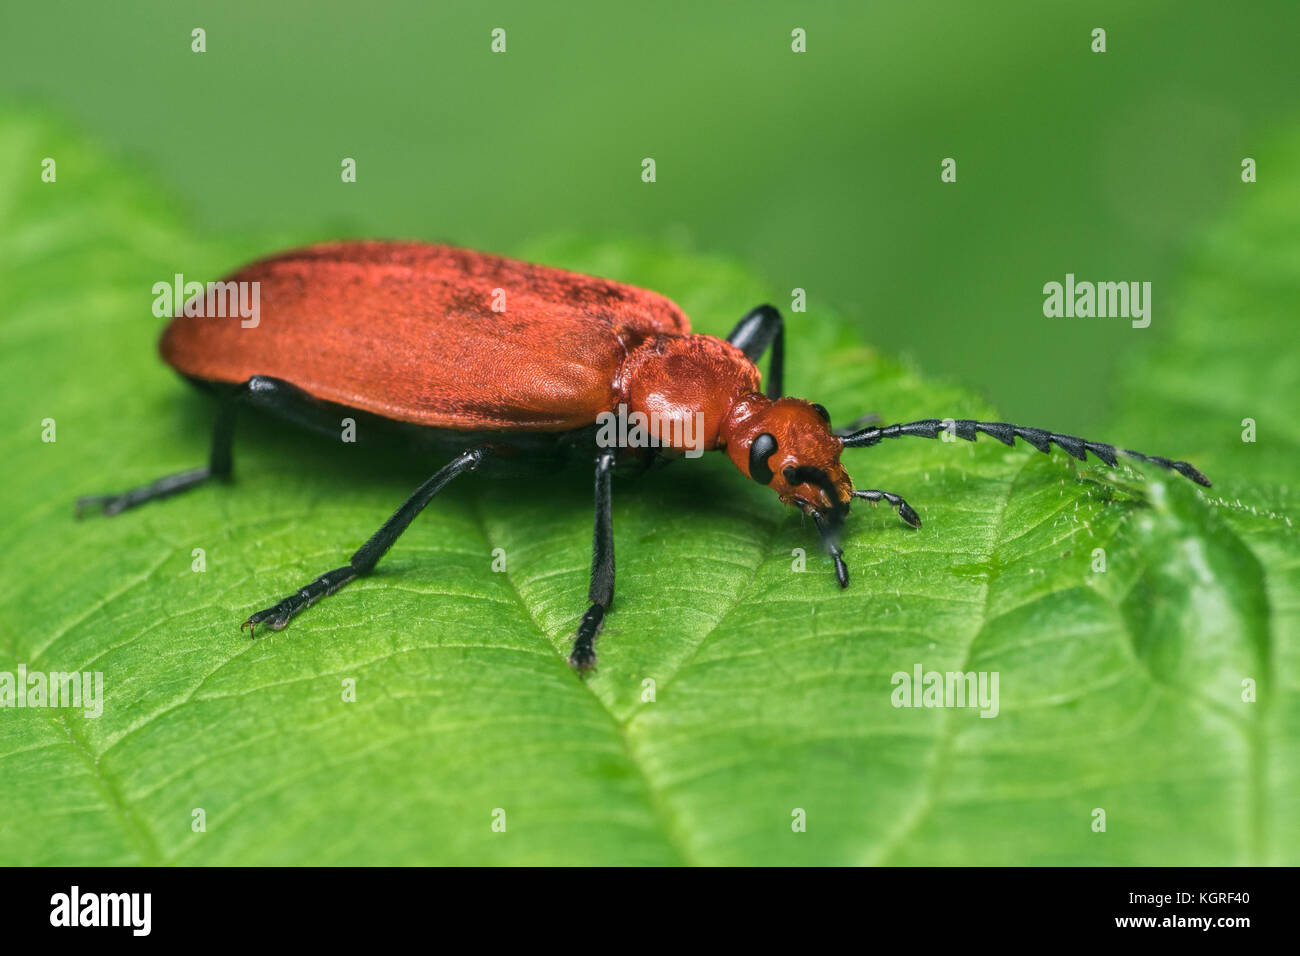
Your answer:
(722, 394), (922, 588)
(722, 395), (853, 525)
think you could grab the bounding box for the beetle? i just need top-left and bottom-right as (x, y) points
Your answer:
(78, 240), (1210, 671)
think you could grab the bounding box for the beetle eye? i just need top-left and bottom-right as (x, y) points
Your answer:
(748, 433), (778, 484)
(811, 403), (830, 424)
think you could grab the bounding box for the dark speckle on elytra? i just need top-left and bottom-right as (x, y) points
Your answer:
(443, 291), (490, 315)
(535, 281), (628, 307)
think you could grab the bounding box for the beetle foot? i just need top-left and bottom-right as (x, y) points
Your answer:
(75, 493), (131, 518)
(241, 566), (357, 636)
(241, 601), (296, 635)
(76, 467), (214, 518)
(76, 489), (163, 518)
(851, 488), (922, 529)
(568, 604), (604, 672)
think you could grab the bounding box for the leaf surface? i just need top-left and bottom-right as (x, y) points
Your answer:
(0, 115), (1293, 865)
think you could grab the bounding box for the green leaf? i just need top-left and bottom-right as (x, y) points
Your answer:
(1, 113), (1294, 865)
(1107, 136), (1300, 862)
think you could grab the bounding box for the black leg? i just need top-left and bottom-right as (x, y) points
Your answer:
(243, 445), (493, 634)
(726, 305), (784, 398)
(569, 449), (616, 672)
(840, 418), (1211, 487)
(76, 394), (241, 517)
(851, 488), (921, 528)
(810, 510), (849, 589)
(76, 374), (317, 517)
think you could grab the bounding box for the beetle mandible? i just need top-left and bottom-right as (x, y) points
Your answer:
(79, 241), (1210, 670)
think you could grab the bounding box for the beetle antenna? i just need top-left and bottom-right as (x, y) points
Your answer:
(831, 411), (880, 436)
(840, 418), (1210, 487)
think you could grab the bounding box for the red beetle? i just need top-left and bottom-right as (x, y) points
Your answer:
(79, 241), (1210, 670)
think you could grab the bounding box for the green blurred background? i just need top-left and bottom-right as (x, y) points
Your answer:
(1, 0), (1296, 428)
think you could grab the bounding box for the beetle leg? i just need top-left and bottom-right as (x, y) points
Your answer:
(809, 509), (849, 589)
(725, 305), (784, 399)
(569, 448), (616, 672)
(851, 488), (921, 528)
(242, 445), (493, 635)
(76, 393), (241, 517)
(840, 418), (1211, 487)
(76, 374), (318, 517)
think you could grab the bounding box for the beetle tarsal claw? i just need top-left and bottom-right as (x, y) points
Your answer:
(852, 488), (922, 529)
(568, 650), (598, 673)
(74, 496), (106, 518)
(809, 509), (850, 589)
(242, 603), (292, 636)
(833, 554), (849, 589)
(76, 493), (130, 518)
(569, 604), (604, 673)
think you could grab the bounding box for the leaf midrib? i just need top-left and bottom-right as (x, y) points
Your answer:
(466, 492), (696, 866)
